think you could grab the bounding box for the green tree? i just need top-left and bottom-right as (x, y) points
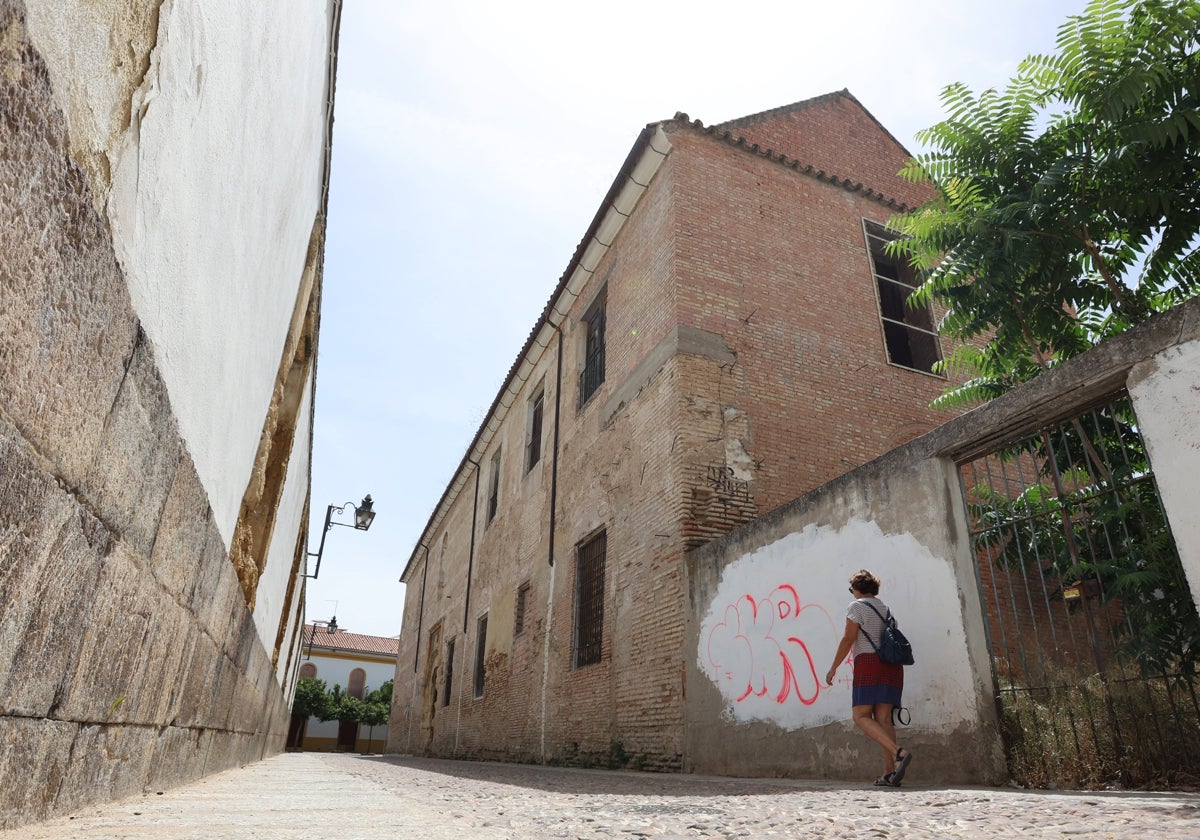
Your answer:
(891, 0), (1200, 690)
(292, 677), (334, 722)
(365, 679), (393, 708)
(891, 0), (1200, 407)
(320, 683), (346, 723)
(356, 680), (393, 754)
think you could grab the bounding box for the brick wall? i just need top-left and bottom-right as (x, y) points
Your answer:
(668, 123), (957, 522)
(389, 94), (968, 772)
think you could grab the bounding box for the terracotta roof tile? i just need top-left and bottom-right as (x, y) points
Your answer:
(303, 625), (399, 657)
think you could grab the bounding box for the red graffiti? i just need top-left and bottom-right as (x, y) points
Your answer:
(705, 584), (835, 707)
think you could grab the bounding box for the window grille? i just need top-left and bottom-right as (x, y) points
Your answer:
(487, 449), (501, 524)
(573, 531), (606, 668)
(473, 615), (488, 698)
(514, 581), (531, 635)
(579, 297), (606, 405)
(526, 392), (544, 472)
(864, 220), (941, 374)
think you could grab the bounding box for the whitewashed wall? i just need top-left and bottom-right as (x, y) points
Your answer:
(684, 457), (1005, 783)
(302, 650), (396, 743)
(698, 518), (977, 732)
(256, 376), (315, 678)
(1129, 337), (1200, 625)
(25, 0), (331, 551)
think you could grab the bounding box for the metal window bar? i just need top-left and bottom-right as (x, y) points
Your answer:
(474, 615), (487, 698)
(514, 581), (530, 635)
(574, 532), (606, 668)
(579, 304), (606, 405)
(487, 452), (500, 523)
(526, 394), (544, 471)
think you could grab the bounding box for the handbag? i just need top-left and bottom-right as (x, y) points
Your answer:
(857, 600), (915, 666)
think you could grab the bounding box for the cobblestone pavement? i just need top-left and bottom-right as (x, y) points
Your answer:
(4, 752), (1200, 839)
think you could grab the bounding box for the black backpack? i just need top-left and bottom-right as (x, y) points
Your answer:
(857, 600), (915, 666)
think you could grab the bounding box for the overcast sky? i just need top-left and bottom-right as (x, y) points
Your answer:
(306, 0), (1090, 639)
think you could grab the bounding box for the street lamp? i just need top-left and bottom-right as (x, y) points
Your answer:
(304, 615), (338, 660)
(305, 494), (376, 579)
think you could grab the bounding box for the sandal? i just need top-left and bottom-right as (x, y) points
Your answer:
(873, 772), (900, 787)
(891, 748), (913, 784)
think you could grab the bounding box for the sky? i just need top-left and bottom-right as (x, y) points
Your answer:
(306, 0), (1091, 639)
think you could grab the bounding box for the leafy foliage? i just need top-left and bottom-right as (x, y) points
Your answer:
(291, 677), (334, 721)
(890, 0), (1200, 407)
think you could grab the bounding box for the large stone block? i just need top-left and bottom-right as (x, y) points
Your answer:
(150, 457), (212, 604)
(175, 633), (221, 729)
(0, 716), (76, 829)
(147, 725), (207, 792)
(55, 542), (192, 725)
(0, 422), (108, 717)
(191, 523), (241, 638)
(81, 331), (182, 559)
(53, 723), (158, 815)
(0, 6), (138, 487)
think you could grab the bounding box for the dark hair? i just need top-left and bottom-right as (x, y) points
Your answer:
(849, 569), (880, 597)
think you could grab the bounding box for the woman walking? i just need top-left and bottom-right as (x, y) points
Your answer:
(825, 569), (913, 787)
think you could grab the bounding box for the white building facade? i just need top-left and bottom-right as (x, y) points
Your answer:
(295, 625), (399, 753)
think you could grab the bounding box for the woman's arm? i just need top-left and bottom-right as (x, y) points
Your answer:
(825, 618), (860, 686)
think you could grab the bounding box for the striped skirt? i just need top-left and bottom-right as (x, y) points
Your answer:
(852, 652), (904, 707)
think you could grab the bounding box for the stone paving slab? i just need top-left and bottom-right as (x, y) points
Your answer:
(3, 752), (1200, 839)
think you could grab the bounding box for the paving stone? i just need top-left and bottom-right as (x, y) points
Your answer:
(3, 752), (1198, 839)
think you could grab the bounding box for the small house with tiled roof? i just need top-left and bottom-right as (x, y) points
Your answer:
(390, 90), (967, 776)
(293, 623), (398, 752)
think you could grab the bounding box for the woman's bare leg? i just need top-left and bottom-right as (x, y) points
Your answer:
(874, 703), (897, 774)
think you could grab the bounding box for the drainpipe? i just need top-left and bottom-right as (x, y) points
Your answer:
(540, 321), (565, 760)
(548, 325), (564, 566)
(412, 543), (430, 672)
(464, 459), (481, 633)
(407, 542), (429, 752)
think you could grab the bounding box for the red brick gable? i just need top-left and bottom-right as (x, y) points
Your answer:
(711, 89), (935, 211)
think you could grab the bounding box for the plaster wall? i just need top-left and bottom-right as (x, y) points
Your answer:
(1128, 337), (1200, 625)
(253, 377), (313, 676)
(300, 651), (396, 744)
(685, 456), (1005, 783)
(24, 0), (332, 549)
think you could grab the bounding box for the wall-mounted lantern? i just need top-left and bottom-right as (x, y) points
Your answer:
(305, 495), (376, 580)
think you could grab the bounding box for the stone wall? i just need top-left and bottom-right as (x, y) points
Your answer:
(0, 0), (333, 828)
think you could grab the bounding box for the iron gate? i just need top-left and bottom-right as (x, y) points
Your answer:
(960, 393), (1200, 788)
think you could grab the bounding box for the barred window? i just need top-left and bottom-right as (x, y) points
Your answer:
(473, 615), (488, 698)
(514, 580), (531, 635)
(573, 531), (606, 668)
(486, 449), (501, 524)
(864, 220), (942, 374)
(579, 293), (606, 406)
(526, 390), (544, 472)
(443, 638), (454, 707)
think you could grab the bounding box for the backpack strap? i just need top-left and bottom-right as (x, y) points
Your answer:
(854, 599), (893, 653)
